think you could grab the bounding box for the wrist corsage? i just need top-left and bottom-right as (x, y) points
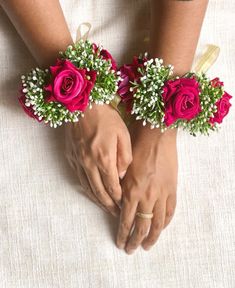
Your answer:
(118, 54), (232, 136)
(19, 40), (120, 127)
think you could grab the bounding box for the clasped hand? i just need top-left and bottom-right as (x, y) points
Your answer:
(65, 104), (178, 254)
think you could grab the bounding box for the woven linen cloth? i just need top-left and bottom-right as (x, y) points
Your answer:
(0, 0), (235, 287)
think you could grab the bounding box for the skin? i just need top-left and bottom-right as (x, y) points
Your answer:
(0, 0), (73, 67)
(0, 0), (132, 216)
(116, 0), (209, 254)
(1, 0), (209, 254)
(65, 104), (132, 217)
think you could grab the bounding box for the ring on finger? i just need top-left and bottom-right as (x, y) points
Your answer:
(135, 212), (154, 219)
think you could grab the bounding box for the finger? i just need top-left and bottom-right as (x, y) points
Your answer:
(99, 165), (122, 207)
(65, 148), (109, 212)
(142, 198), (166, 251)
(125, 201), (155, 254)
(164, 194), (177, 228)
(117, 132), (132, 179)
(76, 165), (110, 214)
(116, 196), (138, 249)
(84, 165), (120, 217)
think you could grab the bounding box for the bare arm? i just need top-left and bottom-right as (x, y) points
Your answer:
(0, 0), (133, 217)
(150, 0), (209, 75)
(0, 0), (73, 67)
(117, 0), (209, 254)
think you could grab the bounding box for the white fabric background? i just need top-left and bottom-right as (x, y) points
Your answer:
(0, 0), (235, 287)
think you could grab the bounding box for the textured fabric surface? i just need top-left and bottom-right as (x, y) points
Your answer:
(0, 1), (235, 287)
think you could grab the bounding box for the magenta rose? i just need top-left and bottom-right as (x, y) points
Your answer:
(18, 89), (42, 122)
(44, 59), (96, 112)
(118, 56), (147, 112)
(92, 44), (117, 71)
(210, 91), (232, 124)
(162, 78), (201, 126)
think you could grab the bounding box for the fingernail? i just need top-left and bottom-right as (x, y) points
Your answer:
(116, 242), (125, 249)
(119, 170), (127, 179)
(126, 249), (135, 255)
(142, 245), (151, 251)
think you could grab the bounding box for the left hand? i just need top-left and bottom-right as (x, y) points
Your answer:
(116, 120), (178, 254)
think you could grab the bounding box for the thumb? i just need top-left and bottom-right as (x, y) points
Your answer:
(117, 132), (132, 179)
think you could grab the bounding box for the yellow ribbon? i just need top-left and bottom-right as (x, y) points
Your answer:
(110, 44), (221, 115)
(76, 22), (91, 42)
(193, 44), (220, 74)
(75, 24), (220, 117)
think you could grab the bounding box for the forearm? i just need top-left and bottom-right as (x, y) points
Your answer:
(0, 0), (73, 67)
(150, 0), (208, 76)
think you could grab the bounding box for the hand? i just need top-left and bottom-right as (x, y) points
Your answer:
(116, 120), (178, 253)
(65, 104), (132, 217)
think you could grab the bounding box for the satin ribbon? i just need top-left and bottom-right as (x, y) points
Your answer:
(75, 23), (220, 115)
(76, 22), (91, 42)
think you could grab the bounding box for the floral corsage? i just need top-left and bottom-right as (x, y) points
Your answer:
(19, 40), (120, 127)
(118, 55), (232, 135)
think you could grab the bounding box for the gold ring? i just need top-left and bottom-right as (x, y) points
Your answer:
(136, 212), (154, 219)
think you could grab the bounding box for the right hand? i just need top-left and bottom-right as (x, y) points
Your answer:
(65, 103), (132, 217)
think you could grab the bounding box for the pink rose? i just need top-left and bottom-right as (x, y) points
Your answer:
(92, 44), (117, 71)
(210, 91), (232, 124)
(44, 59), (96, 112)
(211, 77), (224, 88)
(118, 56), (147, 112)
(162, 78), (201, 126)
(18, 89), (42, 122)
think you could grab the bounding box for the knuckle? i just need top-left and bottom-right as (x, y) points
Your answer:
(152, 221), (163, 232)
(98, 157), (114, 174)
(107, 183), (121, 195)
(93, 187), (103, 198)
(121, 154), (133, 168)
(136, 227), (147, 237)
(81, 159), (91, 170)
(120, 221), (131, 232)
(95, 146), (112, 161)
(123, 189), (139, 203)
(89, 140), (100, 153)
(166, 208), (175, 218)
(144, 189), (156, 202)
(147, 237), (157, 246)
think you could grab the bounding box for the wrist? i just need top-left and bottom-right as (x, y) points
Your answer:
(148, 47), (193, 77)
(38, 37), (73, 67)
(130, 120), (177, 145)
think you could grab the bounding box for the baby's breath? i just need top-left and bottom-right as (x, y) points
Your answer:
(20, 40), (120, 127)
(129, 57), (224, 136)
(131, 58), (173, 130)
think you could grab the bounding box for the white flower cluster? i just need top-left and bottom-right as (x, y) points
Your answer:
(20, 40), (120, 128)
(21, 68), (83, 128)
(131, 58), (173, 131)
(126, 56), (225, 135)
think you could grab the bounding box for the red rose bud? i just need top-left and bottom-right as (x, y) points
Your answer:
(211, 77), (224, 88)
(92, 43), (117, 71)
(210, 91), (232, 124)
(118, 56), (148, 112)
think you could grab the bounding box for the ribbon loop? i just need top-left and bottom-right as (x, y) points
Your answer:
(76, 22), (92, 42)
(193, 44), (220, 74)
